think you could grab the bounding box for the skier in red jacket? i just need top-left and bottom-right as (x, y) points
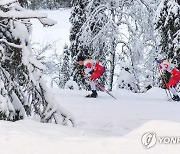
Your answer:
(156, 59), (180, 101)
(77, 55), (105, 98)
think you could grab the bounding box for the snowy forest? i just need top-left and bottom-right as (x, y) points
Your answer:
(0, 0), (179, 124)
(30, 0), (180, 93)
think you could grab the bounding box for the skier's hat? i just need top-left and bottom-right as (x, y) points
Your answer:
(155, 58), (165, 64)
(77, 55), (86, 61)
(155, 59), (162, 64)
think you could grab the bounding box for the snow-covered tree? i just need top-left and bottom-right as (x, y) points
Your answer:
(154, 0), (180, 68)
(64, 77), (79, 90)
(78, 0), (120, 91)
(69, 0), (161, 92)
(59, 0), (72, 7)
(69, 0), (88, 58)
(32, 40), (65, 88)
(69, 0), (90, 90)
(18, 0), (28, 7)
(48, 51), (63, 88)
(32, 42), (71, 89)
(0, 0), (74, 126)
(20, 0), (71, 9)
(115, 0), (159, 92)
(60, 44), (71, 88)
(78, 0), (159, 92)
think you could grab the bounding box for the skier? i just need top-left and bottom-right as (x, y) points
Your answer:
(76, 55), (105, 98)
(156, 59), (180, 101)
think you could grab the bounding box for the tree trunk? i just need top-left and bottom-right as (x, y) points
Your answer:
(108, 8), (116, 91)
(108, 49), (115, 91)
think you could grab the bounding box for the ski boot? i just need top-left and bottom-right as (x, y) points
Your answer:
(85, 90), (98, 98)
(172, 95), (180, 101)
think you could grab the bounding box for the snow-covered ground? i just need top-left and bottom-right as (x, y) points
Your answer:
(1, 88), (180, 154)
(1, 9), (180, 154)
(57, 88), (180, 137)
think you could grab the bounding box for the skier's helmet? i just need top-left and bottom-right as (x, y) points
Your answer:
(77, 55), (86, 61)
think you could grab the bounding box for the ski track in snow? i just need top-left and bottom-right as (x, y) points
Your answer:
(55, 87), (180, 137)
(1, 87), (180, 154)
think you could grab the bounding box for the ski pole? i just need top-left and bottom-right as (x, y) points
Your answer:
(93, 80), (116, 99)
(84, 76), (116, 99)
(160, 69), (173, 99)
(157, 65), (173, 99)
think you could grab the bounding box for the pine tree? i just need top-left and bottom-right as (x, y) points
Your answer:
(154, 0), (180, 68)
(0, 0), (74, 125)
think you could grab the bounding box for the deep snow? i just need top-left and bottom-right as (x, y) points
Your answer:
(56, 88), (180, 137)
(1, 88), (180, 154)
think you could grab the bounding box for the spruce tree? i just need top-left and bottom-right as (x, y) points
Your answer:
(0, 0), (74, 125)
(60, 44), (71, 88)
(155, 0), (180, 68)
(18, 0), (28, 7)
(69, 0), (89, 90)
(69, 0), (88, 59)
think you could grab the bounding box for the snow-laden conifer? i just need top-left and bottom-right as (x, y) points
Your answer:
(0, 0), (74, 126)
(60, 44), (71, 88)
(154, 0), (180, 68)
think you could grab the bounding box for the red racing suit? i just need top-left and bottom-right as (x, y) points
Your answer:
(84, 59), (105, 80)
(159, 61), (180, 89)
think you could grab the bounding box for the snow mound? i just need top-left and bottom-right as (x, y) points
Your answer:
(1, 119), (180, 154)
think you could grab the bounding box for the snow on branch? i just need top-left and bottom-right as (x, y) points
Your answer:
(0, 10), (57, 26)
(0, 10), (48, 18)
(138, 0), (154, 12)
(0, 10), (57, 27)
(86, 4), (107, 23)
(0, 0), (73, 126)
(0, 39), (22, 48)
(0, 0), (17, 6)
(38, 18), (57, 27)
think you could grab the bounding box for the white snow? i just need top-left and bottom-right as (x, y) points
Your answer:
(64, 77), (79, 90)
(1, 87), (180, 154)
(31, 9), (71, 54)
(0, 10), (47, 19)
(11, 21), (29, 44)
(0, 0), (16, 6)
